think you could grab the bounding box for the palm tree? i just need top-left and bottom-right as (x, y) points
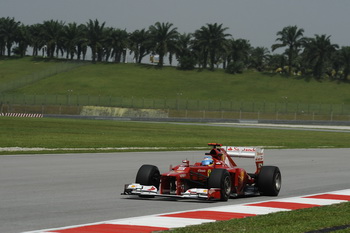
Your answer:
(149, 22), (179, 67)
(86, 19), (106, 62)
(14, 24), (30, 57)
(102, 27), (114, 62)
(62, 22), (80, 60)
(302, 34), (338, 79)
(0, 18), (7, 56)
(175, 33), (192, 58)
(129, 29), (152, 63)
(76, 24), (88, 61)
(338, 46), (350, 80)
(103, 28), (129, 63)
(28, 24), (45, 56)
(272, 25), (305, 75)
(0, 17), (20, 57)
(41, 20), (65, 58)
(110, 29), (129, 63)
(249, 47), (270, 71)
(194, 23), (230, 70)
(192, 31), (209, 69)
(224, 38), (251, 69)
(175, 33), (196, 70)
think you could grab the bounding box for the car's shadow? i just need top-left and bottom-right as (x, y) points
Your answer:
(121, 194), (260, 203)
(121, 196), (217, 203)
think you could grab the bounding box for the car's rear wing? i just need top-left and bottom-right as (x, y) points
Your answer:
(222, 146), (264, 173)
(222, 146), (263, 159)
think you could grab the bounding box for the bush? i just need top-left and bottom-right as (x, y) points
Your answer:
(177, 56), (196, 70)
(225, 61), (245, 74)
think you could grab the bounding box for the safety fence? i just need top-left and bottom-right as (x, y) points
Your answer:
(1, 94), (349, 121)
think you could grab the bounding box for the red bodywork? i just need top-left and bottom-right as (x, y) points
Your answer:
(159, 143), (263, 198)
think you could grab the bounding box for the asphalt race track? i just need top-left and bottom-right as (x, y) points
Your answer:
(1, 149), (350, 233)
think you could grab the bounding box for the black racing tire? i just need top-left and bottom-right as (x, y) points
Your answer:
(135, 164), (160, 189)
(258, 166), (281, 196)
(208, 169), (232, 201)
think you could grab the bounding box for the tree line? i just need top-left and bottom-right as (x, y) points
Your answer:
(1, 17), (350, 80)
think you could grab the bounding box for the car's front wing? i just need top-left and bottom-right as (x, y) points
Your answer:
(122, 183), (222, 200)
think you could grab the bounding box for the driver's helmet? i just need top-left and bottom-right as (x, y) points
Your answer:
(201, 156), (214, 166)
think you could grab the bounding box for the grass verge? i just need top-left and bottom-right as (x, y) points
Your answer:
(1, 117), (350, 154)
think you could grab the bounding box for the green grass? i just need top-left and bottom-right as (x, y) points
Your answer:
(0, 57), (58, 83)
(171, 202), (350, 233)
(1, 57), (350, 105)
(1, 117), (349, 153)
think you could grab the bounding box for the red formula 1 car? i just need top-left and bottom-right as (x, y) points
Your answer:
(122, 143), (281, 201)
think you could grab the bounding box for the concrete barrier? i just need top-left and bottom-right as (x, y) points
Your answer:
(80, 106), (168, 118)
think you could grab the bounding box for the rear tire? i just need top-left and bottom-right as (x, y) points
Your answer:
(135, 165), (160, 198)
(208, 169), (232, 201)
(258, 166), (281, 196)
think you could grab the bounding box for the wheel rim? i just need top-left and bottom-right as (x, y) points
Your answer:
(223, 176), (231, 197)
(274, 172), (281, 191)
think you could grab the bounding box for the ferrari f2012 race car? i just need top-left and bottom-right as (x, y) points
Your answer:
(122, 143), (281, 201)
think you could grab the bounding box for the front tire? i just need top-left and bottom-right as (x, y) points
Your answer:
(258, 166), (281, 196)
(135, 165), (160, 197)
(208, 169), (232, 201)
